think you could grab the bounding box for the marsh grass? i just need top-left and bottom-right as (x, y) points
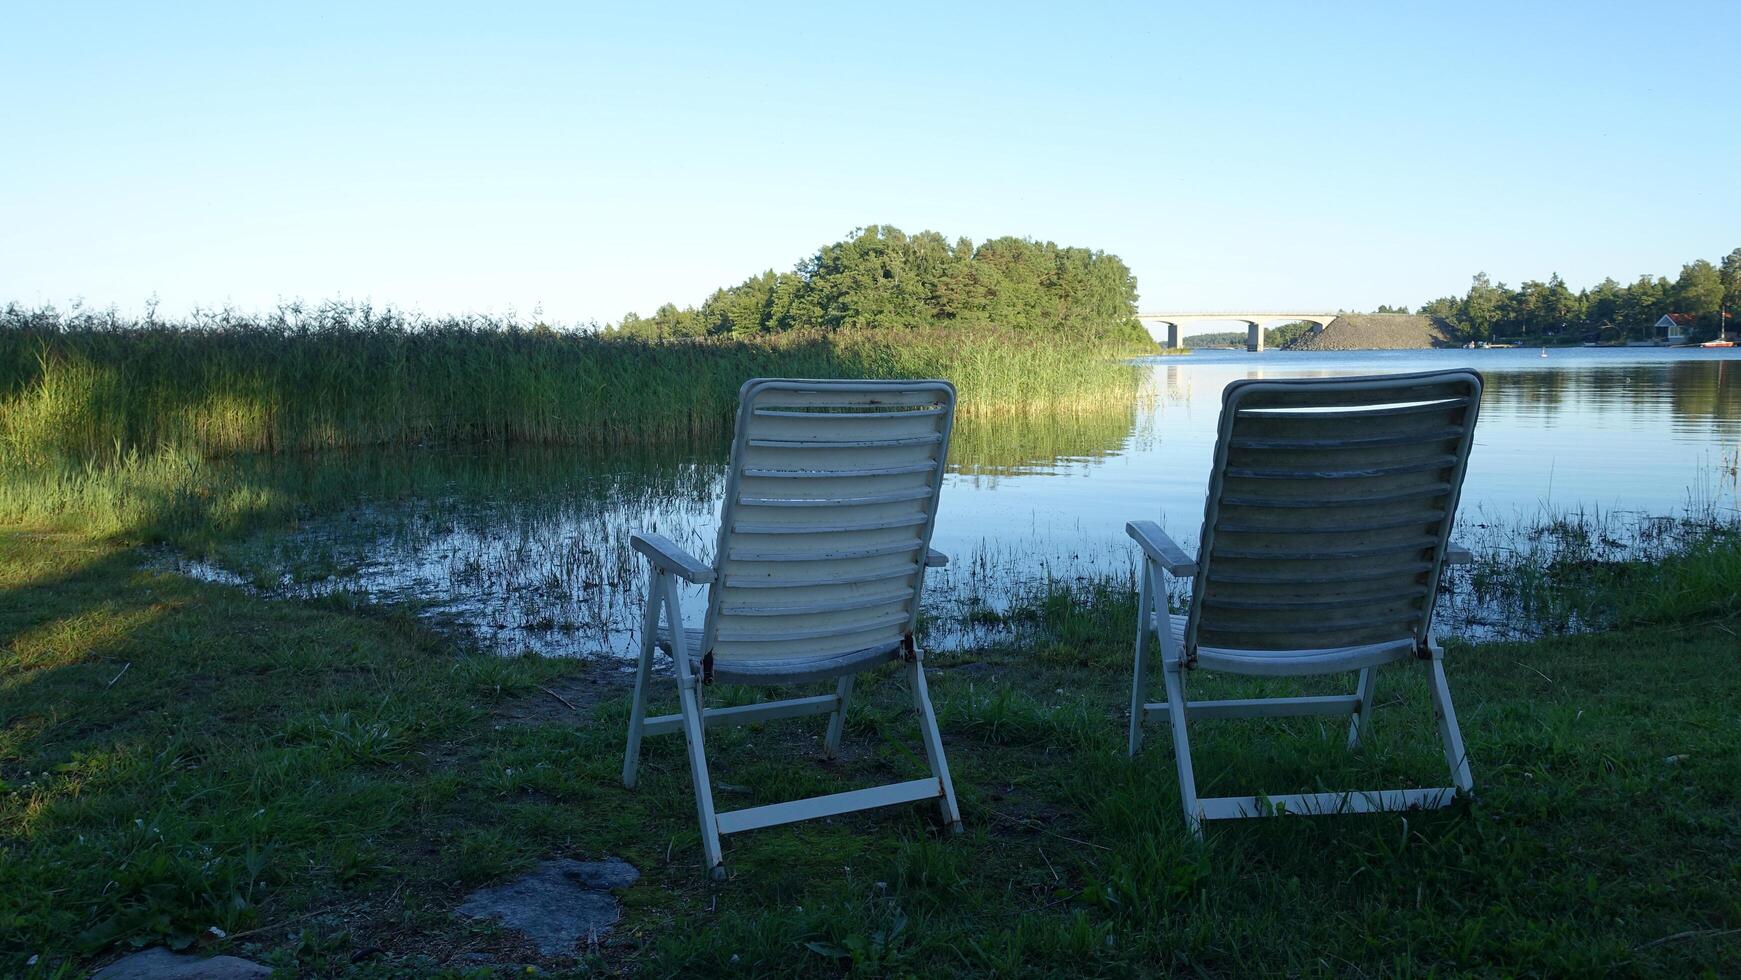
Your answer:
(1, 303), (1152, 544)
(1449, 506), (1741, 636)
(1, 303), (1150, 463)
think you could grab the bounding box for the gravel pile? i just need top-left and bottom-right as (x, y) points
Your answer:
(1288, 314), (1458, 350)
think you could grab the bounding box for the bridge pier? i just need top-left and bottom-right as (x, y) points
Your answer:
(1136, 312), (1338, 351)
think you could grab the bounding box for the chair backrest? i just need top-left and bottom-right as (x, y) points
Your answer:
(702, 378), (956, 668)
(1187, 370), (1483, 655)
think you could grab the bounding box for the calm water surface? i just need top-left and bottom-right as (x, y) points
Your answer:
(181, 347), (1741, 658)
(940, 347), (1740, 565)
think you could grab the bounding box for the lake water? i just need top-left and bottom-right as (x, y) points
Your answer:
(944, 347), (1739, 562)
(179, 347), (1741, 659)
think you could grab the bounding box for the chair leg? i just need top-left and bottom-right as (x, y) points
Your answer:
(1346, 667), (1378, 750)
(824, 674), (855, 759)
(622, 571), (662, 789)
(1428, 658), (1474, 795)
(910, 658), (962, 832)
(1160, 662), (1202, 840)
(677, 675), (726, 879)
(659, 574), (725, 880)
(1129, 560), (1155, 757)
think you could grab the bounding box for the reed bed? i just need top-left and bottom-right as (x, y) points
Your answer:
(1, 303), (1150, 465)
(0, 303), (1152, 542)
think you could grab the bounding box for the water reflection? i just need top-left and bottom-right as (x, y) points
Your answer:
(172, 347), (1740, 659)
(1128, 348), (1740, 522)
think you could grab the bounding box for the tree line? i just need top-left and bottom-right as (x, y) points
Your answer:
(1417, 247), (1741, 342)
(1181, 322), (1316, 349)
(610, 225), (1148, 344)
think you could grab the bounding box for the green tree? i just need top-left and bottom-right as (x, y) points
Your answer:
(608, 225), (1145, 343)
(1265, 321), (1314, 347)
(647, 303), (704, 338)
(1417, 296), (1460, 320)
(1673, 259), (1723, 328)
(1460, 272), (1501, 341)
(1721, 247), (1741, 313)
(1513, 279), (1549, 337)
(1542, 273), (1581, 335)
(616, 311), (649, 337)
(699, 270), (777, 334)
(1618, 275), (1669, 334)
(1583, 277), (1623, 326)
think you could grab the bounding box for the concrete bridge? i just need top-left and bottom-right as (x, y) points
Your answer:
(1137, 312), (1339, 352)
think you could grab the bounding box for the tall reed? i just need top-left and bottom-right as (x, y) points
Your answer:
(1, 303), (1149, 464)
(0, 303), (1152, 541)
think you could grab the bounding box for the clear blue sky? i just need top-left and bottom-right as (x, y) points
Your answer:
(4, 1), (1737, 329)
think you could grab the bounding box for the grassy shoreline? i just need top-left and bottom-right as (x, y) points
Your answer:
(3, 528), (1738, 976)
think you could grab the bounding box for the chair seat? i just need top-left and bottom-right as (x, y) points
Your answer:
(1149, 612), (1417, 676)
(656, 626), (904, 686)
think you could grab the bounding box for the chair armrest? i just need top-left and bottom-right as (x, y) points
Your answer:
(1126, 521), (1196, 577)
(630, 532), (715, 584)
(1444, 542), (1474, 565)
(924, 548), (948, 568)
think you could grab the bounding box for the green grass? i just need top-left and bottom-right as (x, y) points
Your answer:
(1458, 510), (1741, 635)
(4, 530), (1738, 976)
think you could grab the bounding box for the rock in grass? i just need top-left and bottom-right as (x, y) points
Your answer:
(91, 947), (271, 979)
(454, 857), (640, 956)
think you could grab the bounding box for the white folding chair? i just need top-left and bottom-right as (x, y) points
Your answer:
(622, 378), (962, 878)
(1127, 370), (1482, 837)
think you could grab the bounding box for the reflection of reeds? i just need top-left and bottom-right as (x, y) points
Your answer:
(950, 395), (1148, 477)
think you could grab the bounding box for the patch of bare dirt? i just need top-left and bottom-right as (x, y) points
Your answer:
(498, 672), (634, 727)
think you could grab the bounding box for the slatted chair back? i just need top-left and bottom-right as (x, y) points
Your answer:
(700, 378), (955, 682)
(1187, 370), (1483, 659)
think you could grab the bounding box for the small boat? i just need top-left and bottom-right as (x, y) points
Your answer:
(1539, 348), (1548, 357)
(1703, 338), (1735, 348)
